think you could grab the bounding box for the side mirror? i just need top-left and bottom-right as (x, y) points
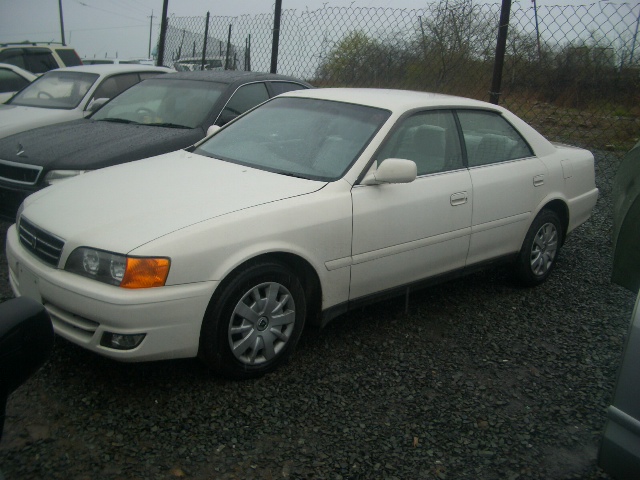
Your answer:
(206, 125), (221, 137)
(0, 297), (53, 441)
(362, 158), (417, 185)
(86, 97), (109, 113)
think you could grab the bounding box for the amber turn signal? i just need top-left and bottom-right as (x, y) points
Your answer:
(120, 258), (171, 289)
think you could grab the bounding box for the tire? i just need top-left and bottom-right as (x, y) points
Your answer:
(515, 209), (563, 287)
(198, 261), (306, 379)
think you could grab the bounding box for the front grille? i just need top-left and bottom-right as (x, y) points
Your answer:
(0, 159), (42, 185)
(18, 217), (65, 267)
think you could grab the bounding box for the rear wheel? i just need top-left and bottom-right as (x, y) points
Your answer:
(515, 209), (563, 286)
(199, 261), (306, 379)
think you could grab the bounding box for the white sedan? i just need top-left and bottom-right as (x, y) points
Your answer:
(0, 64), (171, 139)
(5, 88), (599, 379)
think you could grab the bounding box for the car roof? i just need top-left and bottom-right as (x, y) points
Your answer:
(47, 64), (172, 75)
(280, 88), (501, 114)
(155, 70), (310, 85)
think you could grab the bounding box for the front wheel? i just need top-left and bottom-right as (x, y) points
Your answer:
(515, 209), (563, 287)
(199, 261), (306, 379)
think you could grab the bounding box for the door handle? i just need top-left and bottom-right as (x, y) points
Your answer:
(450, 192), (468, 206)
(533, 174), (545, 187)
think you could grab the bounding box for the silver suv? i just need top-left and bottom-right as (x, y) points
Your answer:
(0, 42), (82, 74)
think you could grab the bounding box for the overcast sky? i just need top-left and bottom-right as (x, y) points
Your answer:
(0, 0), (628, 60)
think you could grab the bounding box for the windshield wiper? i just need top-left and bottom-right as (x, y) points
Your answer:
(99, 118), (139, 124)
(145, 122), (191, 129)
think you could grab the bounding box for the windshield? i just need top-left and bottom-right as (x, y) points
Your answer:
(9, 71), (98, 109)
(92, 78), (225, 129)
(194, 97), (390, 181)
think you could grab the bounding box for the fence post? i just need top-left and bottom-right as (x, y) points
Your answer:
(245, 35), (251, 71)
(225, 24), (232, 70)
(156, 0), (169, 66)
(489, 0), (512, 105)
(201, 11), (210, 71)
(270, 0), (282, 73)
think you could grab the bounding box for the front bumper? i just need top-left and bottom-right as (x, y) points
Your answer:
(6, 224), (216, 362)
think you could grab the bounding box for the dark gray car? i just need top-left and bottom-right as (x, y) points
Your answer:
(0, 70), (312, 218)
(598, 140), (640, 479)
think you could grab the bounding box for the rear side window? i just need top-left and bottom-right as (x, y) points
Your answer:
(269, 81), (308, 96)
(55, 48), (82, 67)
(139, 72), (164, 81)
(217, 82), (269, 126)
(91, 73), (140, 101)
(456, 110), (533, 167)
(0, 68), (30, 93)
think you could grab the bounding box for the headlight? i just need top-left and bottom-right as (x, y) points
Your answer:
(65, 247), (170, 288)
(16, 200), (25, 226)
(44, 170), (88, 186)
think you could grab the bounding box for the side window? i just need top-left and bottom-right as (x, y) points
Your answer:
(55, 49), (82, 67)
(269, 81), (308, 96)
(457, 110), (533, 167)
(24, 49), (58, 74)
(376, 110), (463, 176)
(0, 69), (30, 93)
(92, 74), (140, 102)
(217, 82), (269, 126)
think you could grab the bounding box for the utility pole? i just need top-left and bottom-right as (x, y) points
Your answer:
(489, 0), (512, 104)
(157, 0), (169, 66)
(148, 10), (154, 58)
(58, 0), (66, 45)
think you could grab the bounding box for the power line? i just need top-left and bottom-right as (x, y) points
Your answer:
(70, 0), (148, 23)
(102, 0), (151, 17)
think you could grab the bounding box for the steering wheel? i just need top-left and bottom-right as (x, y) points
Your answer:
(37, 91), (53, 99)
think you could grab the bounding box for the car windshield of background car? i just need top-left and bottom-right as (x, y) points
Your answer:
(194, 97), (390, 181)
(8, 71), (98, 109)
(91, 78), (226, 129)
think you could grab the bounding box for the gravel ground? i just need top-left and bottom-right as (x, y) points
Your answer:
(0, 151), (636, 480)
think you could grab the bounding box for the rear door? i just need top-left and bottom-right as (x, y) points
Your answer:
(457, 109), (549, 265)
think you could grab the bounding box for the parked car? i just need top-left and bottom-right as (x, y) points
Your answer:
(0, 70), (312, 218)
(0, 64), (172, 140)
(0, 63), (36, 103)
(598, 140), (640, 479)
(173, 57), (225, 71)
(0, 42), (82, 74)
(83, 58), (150, 65)
(5, 88), (599, 379)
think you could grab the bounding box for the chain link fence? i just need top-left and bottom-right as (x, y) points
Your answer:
(158, 1), (640, 177)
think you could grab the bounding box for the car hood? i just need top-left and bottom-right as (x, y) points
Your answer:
(22, 150), (327, 254)
(0, 105), (80, 139)
(0, 119), (204, 173)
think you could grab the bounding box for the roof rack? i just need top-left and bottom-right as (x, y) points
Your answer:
(0, 41), (67, 47)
